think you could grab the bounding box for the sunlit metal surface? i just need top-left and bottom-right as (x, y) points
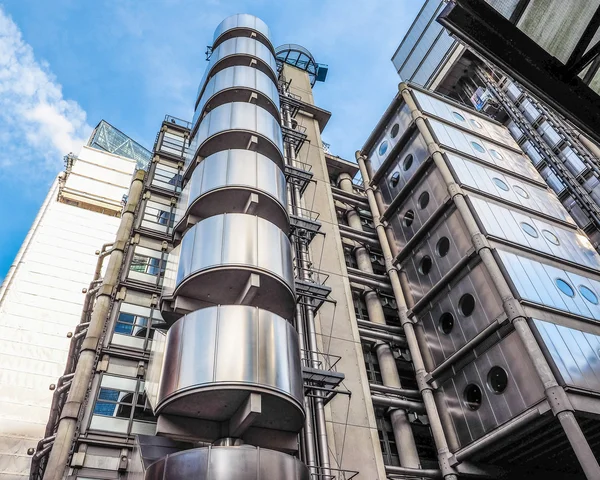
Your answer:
(154, 306), (304, 431)
(367, 103), (413, 172)
(172, 214), (295, 319)
(212, 14), (273, 50)
(193, 66), (281, 134)
(174, 150), (288, 232)
(439, 332), (545, 449)
(145, 445), (309, 480)
(187, 102), (284, 176)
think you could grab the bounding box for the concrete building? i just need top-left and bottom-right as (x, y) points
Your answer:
(0, 121), (150, 479)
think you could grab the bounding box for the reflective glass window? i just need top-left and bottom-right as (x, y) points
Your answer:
(521, 222), (538, 238)
(379, 141), (389, 156)
(390, 172), (401, 188)
(579, 285), (599, 305)
(391, 123), (400, 138)
(490, 149), (503, 160)
(131, 254), (162, 276)
(471, 141), (485, 153)
(141, 199), (175, 233)
(493, 177), (509, 191)
(556, 278), (575, 297)
(542, 230), (560, 245)
(453, 112), (466, 122)
(463, 384), (482, 410)
(470, 119), (482, 129)
(513, 185), (529, 198)
(487, 366), (508, 394)
(403, 154), (413, 171)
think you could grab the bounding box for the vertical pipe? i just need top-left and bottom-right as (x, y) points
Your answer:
(43, 170), (146, 480)
(399, 83), (600, 479)
(339, 173), (420, 469)
(355, 152), (458, 480)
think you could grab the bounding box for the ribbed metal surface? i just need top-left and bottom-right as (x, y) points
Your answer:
(175, 150), (288, 232)
(187, 102), (284, 176)
(174, 214), (295, 319)
(368, 103), (413, 172)
(156, 306), (304, 431)
(193, 66), (280, 128)
(145, 446), (309, 480)
(212, 14), (273, 50)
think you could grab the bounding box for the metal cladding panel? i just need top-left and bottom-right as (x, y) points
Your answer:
(213, 14), (273, 46)
(196, 37), (278, 100)
(471, 197), (600, 269)
(419, 263), (504, 368)
(412, 89), (518, 149)
(498, 250), (600, 321)
(519, 98), (541, 123)
(376, 131), (429, 207)
(401, 210), (472, 304)
(144, 446), (309, 480)
(533, 319), (600, 393)
(188, 102), (283, 170)
(536, 121), (562, 148)
(386, 167), (448, 252)
(367, 103), (413, 173)
(193, 66), (280, 129)
(440, 332), (545, 449)
(175, 150), (288, 231)
(558, 146), (586, 176)
(428, 118), (543, 182)
(155, 306), (304, 430)
(447, 153), (574, 224)
(174, 214), (295, 318)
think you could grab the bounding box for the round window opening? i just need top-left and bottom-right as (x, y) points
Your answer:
(471, 141), (486, 153)
(403, 210), (415, 227)
(579, 285), (599, 305)
(556, 278), (575, 297)
(418, 191), (430, 209)
(419, 256), (433, 275)
(521, 222), (539, 238)
(470, 119), (483, 129)
(391, 123), (400, 139)
(463, 384), (483, 411)
(490, 149), (503, 160)
(459, 294), (476, 317)
(438, 312), (454, 334)
(453, 112), (466, 122)
(403, 154), (414, 171)
(390, 172), (401, 188)
(493, 177), (510, 191)
(436, 237), (450, 257)
(542, 229), (560, 245)
(513, 185), (529, 199)
(379, 140), (389, 156)
(487, 366), (509, 394)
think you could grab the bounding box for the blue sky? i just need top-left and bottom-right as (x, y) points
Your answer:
(0, 0), (423, 280)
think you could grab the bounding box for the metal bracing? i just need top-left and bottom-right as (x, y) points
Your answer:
(284, 162), (314, 195)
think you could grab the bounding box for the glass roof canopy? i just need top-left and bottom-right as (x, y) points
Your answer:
(88, 120), (152, 170)
(275, 44), (328, 86)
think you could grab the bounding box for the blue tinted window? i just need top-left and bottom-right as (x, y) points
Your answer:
(579, 285), (599, 305)
(556, 278), (575, 297)
(520, 222), (538, 238)
(471, 141), (485, 153)
(493, 178), (509, 191)
(379, 141), (389, 156)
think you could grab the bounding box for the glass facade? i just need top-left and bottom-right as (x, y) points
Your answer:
(88, 120), (152, 170)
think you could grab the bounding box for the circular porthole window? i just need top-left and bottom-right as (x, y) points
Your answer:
(436, 237), (450, 257)
(379, 140), (389, 156)
(438, 312), (454, 334)
(403, 154), (414, 171)
(471, 141), (485, 153)
(470, 118), (482, 129)
(403, 210), (415, 227)
(521, 222), (539, 238)
(391, 123), (400, 138)
(579, 285), (599, 305)
(390, 171), (401, 188)
(453, 111), (466, 122)
(459, 294), (475, 317)
(556, 278), (575, 297)
(542, 229), (560, 245)
(490, 149), (503, 160)
(419, 255), (432, 275)
(487, 366), (509, 394)
(513, 185), (529, 198)
(463, 384), (483, 411)
(493, 177), (510, 191)
(418, 191), (430, 209)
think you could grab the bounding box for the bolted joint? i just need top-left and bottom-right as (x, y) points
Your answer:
(471, 232), (490, 252)
(415, 369), (432, 393)
(426, 141), (443, 157)
(446, 182), (464, 199)
(546, 385), (574, 416)
(60, 401), (81, 421)
(503, 298), (527, 320)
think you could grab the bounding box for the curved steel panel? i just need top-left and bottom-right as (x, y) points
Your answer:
(156, 306), (304, 432)
(145, 445), (309, 480)
(193, 66), (280, 129)
(197, 37), (278, 101)
(212, 14), (274, 52)
(187, 102), (284, 178)
(175, 150), (288, 232)
(174, 214), (295, 319)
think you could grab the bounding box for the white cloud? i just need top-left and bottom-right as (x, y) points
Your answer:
(0, 6), (91, 174)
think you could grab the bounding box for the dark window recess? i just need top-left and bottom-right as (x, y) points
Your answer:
(360, 216), (376, 233)
(375, 407), (400, 466)
(353, 292), (369, 321)
(364, 349), (383, 385)
(343, 246), (359, 269)
(390, 171), (401, 188)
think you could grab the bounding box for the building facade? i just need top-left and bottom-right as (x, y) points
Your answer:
(0, 122), (150, 480)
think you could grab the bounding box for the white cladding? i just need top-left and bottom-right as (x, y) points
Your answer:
(0, 146), (136, 479)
